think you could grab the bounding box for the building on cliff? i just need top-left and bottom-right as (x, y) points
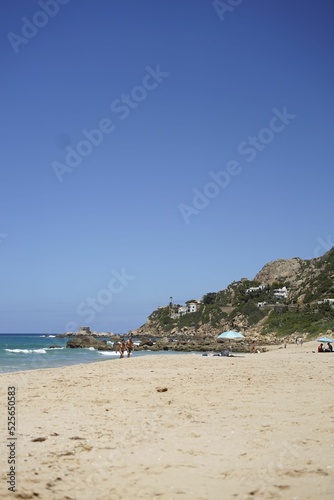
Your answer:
(77, 326), (91, 335)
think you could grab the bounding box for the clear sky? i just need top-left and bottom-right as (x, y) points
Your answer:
(1, 0), (333, 333)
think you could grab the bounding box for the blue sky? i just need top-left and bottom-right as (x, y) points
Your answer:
(1, 0), (333, 333)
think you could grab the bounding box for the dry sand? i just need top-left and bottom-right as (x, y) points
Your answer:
(0, 342), (333, 499)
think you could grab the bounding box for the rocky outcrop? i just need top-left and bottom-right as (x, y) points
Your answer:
(135, 335), (276, 353)
(133, 322), (236, 339)
(66, 336), (113, 351)
(58, 332), (120, 339)
(254, 258), (303, 285)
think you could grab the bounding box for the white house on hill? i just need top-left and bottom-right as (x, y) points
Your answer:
(178, 306), (188, 315)
(187, 302), (198, 313)
(318, 298), (334, 305)
(273, 286), (288, 299)
(246, 285), (266, 293)
(177, 302), (199, 315)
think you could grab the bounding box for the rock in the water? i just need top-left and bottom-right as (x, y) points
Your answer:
(66, 336), (112, 350)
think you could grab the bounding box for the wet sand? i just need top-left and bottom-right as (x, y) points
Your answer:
(0, 341), (333, 499)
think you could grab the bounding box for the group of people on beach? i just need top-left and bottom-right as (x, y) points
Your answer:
(318, 342), (333, 353)
(282, 337), (303, 348)
(118, 337), (134, 358)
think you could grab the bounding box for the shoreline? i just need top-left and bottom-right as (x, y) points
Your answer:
(0, 342), (333, 499)
(0, 349), (200, 376)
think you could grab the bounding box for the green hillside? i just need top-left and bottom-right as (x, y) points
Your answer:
(134, 247), (334, 338)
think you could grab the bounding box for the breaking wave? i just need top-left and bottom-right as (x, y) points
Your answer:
(5, 348), (47, 354)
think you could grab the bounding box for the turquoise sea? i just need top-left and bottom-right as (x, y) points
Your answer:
(0, 333), (118, 374)
(0, 334), (178, 374)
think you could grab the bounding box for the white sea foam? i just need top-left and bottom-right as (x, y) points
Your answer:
(97, 351), (119, 356)
(5, 348), (47, 354)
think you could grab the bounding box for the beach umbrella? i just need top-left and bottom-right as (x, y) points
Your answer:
(217, 331), (245, 339)
(317, 337), (333, 343)
(217, 331), (245, 352)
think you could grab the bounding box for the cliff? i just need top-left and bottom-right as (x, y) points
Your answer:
(131, 247), (334, 339)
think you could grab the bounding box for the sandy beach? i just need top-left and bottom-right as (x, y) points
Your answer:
(0, 342), (333, 500)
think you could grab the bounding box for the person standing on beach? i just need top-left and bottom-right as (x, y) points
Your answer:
(119, 339), (126, 359)
(125, 338), (134, 358)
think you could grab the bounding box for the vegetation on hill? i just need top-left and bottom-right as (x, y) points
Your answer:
(136, 248), (334, 338)
(263, 303), (334, 337)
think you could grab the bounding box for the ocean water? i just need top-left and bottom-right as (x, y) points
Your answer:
(0, 334), (189, 374)
(0, 334), (137, 374)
